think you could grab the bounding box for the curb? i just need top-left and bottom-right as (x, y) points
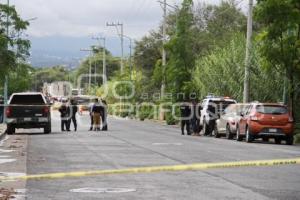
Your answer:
(0, 124), (7, 141)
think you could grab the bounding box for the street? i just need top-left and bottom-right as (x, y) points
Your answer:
(0, 111), (299, 200)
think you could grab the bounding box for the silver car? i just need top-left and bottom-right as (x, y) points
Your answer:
(214, 103), (250, 139)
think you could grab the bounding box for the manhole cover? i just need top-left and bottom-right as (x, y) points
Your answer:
(70, 188), (137, 193)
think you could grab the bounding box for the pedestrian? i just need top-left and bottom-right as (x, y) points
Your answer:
(101, 99), (108, 131)
(92, 98), (102, 131)
(59, 100), (71, 132)
(69, 99), (78, 131)
(191, 99), (202, 136)
(88, 98), (95, 131)
(180, 100), (191, 135)
(0, 97), (4, 123)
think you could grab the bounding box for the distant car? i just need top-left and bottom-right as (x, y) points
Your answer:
(6, 92), (51, 134)
(214, 103), (250, 139)
(200, 96), (237, 136)
(236, 103), (294, 145)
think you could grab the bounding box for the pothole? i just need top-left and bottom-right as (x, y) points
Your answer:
(70, 187), (137, 194)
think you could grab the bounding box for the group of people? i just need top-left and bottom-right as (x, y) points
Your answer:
(180, 99), (202, 136)
(58, 97), (108, 132)
(88, 98), (108, 131)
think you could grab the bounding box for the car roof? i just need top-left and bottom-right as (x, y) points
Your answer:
(12, 92), (44, 95)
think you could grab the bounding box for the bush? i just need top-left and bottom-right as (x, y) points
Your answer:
(166, 112), (177, 125)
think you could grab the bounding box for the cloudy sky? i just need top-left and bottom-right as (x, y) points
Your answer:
(5, 0), (249, 66)
(11, 0), (228, 38)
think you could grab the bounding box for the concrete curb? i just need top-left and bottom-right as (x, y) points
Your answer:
(0, 124), (7, 141)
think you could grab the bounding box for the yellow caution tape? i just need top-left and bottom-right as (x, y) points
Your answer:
(2, 157), (300, 182)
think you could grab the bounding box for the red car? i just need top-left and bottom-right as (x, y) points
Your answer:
(236, 103), (294, 145)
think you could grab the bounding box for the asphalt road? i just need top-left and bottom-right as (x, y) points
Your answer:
(5, 111), (300, 199)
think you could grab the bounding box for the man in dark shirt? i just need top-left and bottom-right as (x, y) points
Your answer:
(101, 99), (108, 131)
(59, 100), (70, 131)
(69, 99), (78, 131)
(92, 99), (103, 131)
(180, 101), (191, 135)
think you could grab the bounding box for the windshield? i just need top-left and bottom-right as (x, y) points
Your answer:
(10, 95), (45, 105)
(256, 105), (288, 115)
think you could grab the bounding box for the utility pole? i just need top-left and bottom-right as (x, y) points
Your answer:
(161, 0), (167, 99)
(80, 48), (93, 92)
(3, 0), (10, 123)
(243, 0), (253, 103)
(107, 22), (124, 73)
(123, 35), (133, 81)
(92, 36), (106, 84)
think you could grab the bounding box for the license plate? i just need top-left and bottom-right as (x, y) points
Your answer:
(24, 118), (31, 122)
(269, 128), (277, 133)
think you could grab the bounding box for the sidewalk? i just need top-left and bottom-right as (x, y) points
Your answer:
(0, 123), (6, 140)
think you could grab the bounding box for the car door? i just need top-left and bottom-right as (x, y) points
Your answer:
(239, 105), (252, 135)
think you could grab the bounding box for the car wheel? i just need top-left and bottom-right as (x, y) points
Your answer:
(44, 123), (51, 134)
(286, 136), (294, 145)
(245, 126), (254, 143)
(6, 125), (15, 135)
(262, 137), (269, 142)
(236, 126), (243, 141)
(214, 125), (220, 138)
(275, 138), (281, 144)
(226, 124), (233, 140)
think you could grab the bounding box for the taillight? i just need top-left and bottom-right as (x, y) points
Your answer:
(6, 106), (12, 117)
(288, 116), (294, 123)
(43, 106), (50, 114)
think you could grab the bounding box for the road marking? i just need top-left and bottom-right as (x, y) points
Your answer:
(1, 157), (299, 182)
(70, 188), (136, 193)
(152, 143), (183, 146)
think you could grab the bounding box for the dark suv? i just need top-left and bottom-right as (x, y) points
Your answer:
(6, 92), (51, 134)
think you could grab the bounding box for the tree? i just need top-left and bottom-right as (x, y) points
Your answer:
(165, 0), (196, 98)
(0, 3), (30, 81)
(255, 0), (300, 119)
(193, 33), (283, 102)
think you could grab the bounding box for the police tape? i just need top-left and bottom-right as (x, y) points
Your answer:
(1, 157), (300, 182)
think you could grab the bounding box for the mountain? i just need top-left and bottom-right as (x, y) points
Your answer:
(28, 36), (130, 68)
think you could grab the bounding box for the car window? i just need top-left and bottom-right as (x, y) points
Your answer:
(256, 105), (288, 115)
(10, 94), (45, 105)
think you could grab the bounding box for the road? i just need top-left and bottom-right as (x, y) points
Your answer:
(1, 111), (300, 200)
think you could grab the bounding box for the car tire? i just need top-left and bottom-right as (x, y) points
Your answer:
(286, 136), (294, 145)
(214, 125), (220, 138)
(245, 126), (254, 143)
(6, 125), (15, 135)
(226, 124), (233, 140)
(44, 123), (51, 134)
(236, 125), (243, 141)
(275, 138), (281, 144)
(262, 137), (269, 142)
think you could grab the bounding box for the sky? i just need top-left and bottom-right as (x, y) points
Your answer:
(5, 0), (249, 66)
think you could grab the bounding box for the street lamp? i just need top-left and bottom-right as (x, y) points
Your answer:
(123, 35), (134, 81)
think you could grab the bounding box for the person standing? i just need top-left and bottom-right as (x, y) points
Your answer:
(0, 97), (4, 123)
(59, 100), (70, 132)
(101, 99), (108, 131)
(191, 99), (202, 136)
(180, 100), (191, 135)
(89, 99), (95, 131)
(92, 98), (102, 131)
(69, 99), (78, 131)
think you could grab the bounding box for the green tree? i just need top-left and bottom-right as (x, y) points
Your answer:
(254, 0), (300, 119)
(193, 33), (283, 102)
(0, 3), (30, 82)
(165, 0), (196, 98)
